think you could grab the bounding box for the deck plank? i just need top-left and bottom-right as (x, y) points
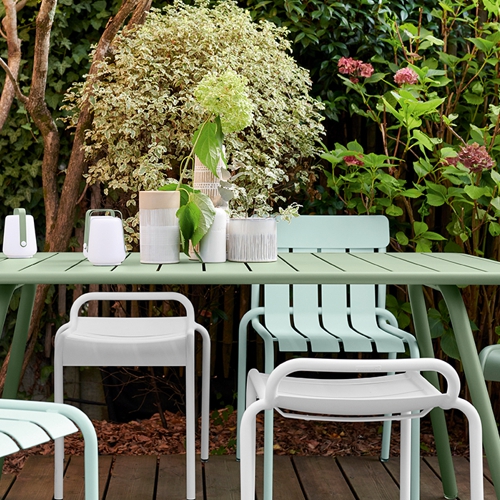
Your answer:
(105, 455), (156, 500)
(0, 471), (15, 499)
(383, 457), (445, 500)
(338, 456), (399, 500)
(156, 455), (203, 499)
(255, 455), (304, 500)
(2, 454), (494, 499)
(6, 455), (53, 500)
(204, 455), (240, 500)
(63, 455), (113, 500)
(294, 455), (355, 499)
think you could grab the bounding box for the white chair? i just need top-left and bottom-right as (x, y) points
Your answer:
(54, 292), (210, 500)
(0, 398), (98, 499)
(240, 357), (484, 500)
(237, 215), (421, 499)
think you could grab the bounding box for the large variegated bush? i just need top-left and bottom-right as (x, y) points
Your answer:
(67, 0), (324, 222)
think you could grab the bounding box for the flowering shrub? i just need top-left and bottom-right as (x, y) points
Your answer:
(321, 2), (500, 358)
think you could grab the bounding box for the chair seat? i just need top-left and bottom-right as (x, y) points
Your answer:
(252, 371), (442, 419)
(60, 316), (190, 366)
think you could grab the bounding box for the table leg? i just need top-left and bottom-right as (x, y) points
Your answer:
(2, 284), (37, 399)
(438, 284), (500, 500)
(408, 284), (458, 499)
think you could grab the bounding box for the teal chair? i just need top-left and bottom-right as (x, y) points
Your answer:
(237, 215), (420, 500)
(0, 398), (98, 499)
(480, 344), (500, 381)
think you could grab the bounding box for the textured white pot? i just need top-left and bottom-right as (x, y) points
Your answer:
(139, 190), (180, 264)
(227, 218), (277, 262)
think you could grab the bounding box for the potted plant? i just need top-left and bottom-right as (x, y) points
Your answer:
(157, 69), (253, 259)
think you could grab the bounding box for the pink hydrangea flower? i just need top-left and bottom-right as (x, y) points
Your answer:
(444, 156), (459, 167)
(359, 63), (374, 78)
(338, 57), (374, 82)
(394, 67), (419, 86)
(344, 155), (364, 166)
(338, 57), (359, 75)
(457, 143), (494, 173)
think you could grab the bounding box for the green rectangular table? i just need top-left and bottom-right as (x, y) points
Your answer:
(1, 250), (499, 498)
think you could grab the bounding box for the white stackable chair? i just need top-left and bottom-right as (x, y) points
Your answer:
(240, 357), (484, 500)
(237, 215), (421, 499)
(54, 292), (210, 500)
(0, 398), (98, 499)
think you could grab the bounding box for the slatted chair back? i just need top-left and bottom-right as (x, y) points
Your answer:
(255, 215), (404, 354)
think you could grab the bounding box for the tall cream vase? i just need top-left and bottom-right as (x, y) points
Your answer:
(139, 190), (180, 264)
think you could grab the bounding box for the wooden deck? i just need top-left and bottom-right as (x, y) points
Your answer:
(0, 454), (496, 499)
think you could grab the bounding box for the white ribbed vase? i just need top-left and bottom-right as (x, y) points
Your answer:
(139, 191), (180, 264)
(227, 218), (277, 262)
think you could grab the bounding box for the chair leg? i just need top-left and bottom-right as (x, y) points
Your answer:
(54, 354), (65, 500)
(198, 326), (211, 462)
(262, 334), (276, 500)
(400, 417), (412, 500)
(54, 438), (65, 500)
(381, 420), (391, 462)
(453, 399), (484, 500)
(410, 416), (420, 500)
(236, 319), (251, 461)
(263, 409), (274, 500)
(186, 342), (196, 500)
(240, 404), (261, 500)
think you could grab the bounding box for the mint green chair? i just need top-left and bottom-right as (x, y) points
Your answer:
(0, 398), (98, 499)
(237, 215), (420, 500)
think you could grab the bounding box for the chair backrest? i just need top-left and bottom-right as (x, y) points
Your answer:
(276, 215), (389, 252)
(255, 215), (397, 353)
(69, 291), (195, 325)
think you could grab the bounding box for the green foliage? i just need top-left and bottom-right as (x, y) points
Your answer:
(320, 0), (500, 358)
(242, 0), (438, 120)
(66, 0), (324, 234)
(322, 2), (500, 255)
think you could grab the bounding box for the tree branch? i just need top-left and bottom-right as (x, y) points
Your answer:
(15, 0), (28, 12)
(0, 57), (27, 103)
(0, 0), (23, 129)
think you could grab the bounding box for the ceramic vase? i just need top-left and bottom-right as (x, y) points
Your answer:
(139, 190), (180, 264)
(227, 218), (277, 262)
(199, 208), (228, 263)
